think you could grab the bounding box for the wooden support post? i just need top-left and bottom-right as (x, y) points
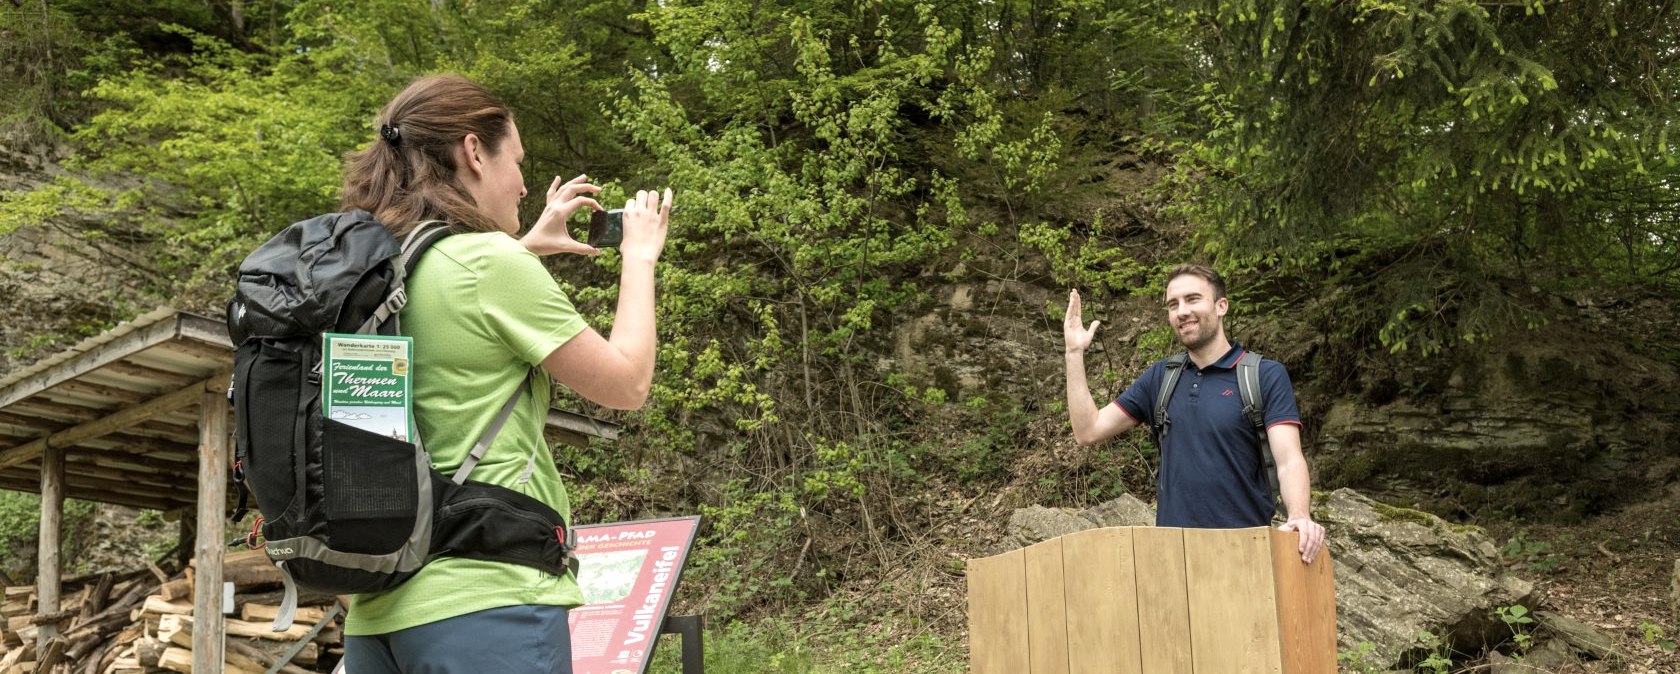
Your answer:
(36, 443), (64, 649)
(192, 388), (229, 672)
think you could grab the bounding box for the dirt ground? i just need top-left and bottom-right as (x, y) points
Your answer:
(1486, 481), (1680, 673)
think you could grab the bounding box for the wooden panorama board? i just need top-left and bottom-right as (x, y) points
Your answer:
(1024, 538), (1070, 674)
(1184, 527), (1283, 673)
(1271, 528), (1337, 673)
(1059, 527), (1142, 674)
(1131, 527), (1193, 674)
(968, 526), (1337, 674)
(968, 548), (1030, 674)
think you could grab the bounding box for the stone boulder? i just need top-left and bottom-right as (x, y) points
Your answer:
(1000, 494), (1154, 551)
(1319, 488), (1534, 664)
(1535, 611), (1621, 661)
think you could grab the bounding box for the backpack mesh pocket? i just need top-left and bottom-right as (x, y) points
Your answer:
(323, 419), (421, 553)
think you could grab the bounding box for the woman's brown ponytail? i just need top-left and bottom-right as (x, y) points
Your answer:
(341, 74), (514, 236)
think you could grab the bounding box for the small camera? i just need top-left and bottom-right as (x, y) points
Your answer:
(587, 209), (624, 248)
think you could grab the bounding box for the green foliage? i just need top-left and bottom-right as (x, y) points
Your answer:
(7, 1), (1680, 663)
(1495, 604), (1534, 653)
(1500, 531), (1565, 572)
(1639, 619), (1676, 652)
(644, 614), (957, 674)
(1335, 641), (1385, 674)
(1411, 630), (1456, 673)
(1168, 0), (1680, 353)
(0, 493), (96, 568)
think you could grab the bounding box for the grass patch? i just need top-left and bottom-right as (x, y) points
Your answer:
(643, 612), (961, 674)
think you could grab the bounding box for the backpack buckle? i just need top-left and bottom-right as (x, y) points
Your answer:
(383, 287), (408, 315)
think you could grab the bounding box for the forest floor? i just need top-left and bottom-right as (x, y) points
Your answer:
(1490, 481), (1680, 673)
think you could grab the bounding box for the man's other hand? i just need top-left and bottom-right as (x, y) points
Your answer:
(1279, 518), (1326, 564)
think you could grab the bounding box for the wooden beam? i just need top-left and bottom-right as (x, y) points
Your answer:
(192, 388), (229, 672)
(88, 360), (200, 389)
(0, 411), (68, 433)
(5, 399), (106, 424)
(35, 378), (153, 406)
(36, 445), (64, 649)
(65, 450), (195, 476)
(547, 408), (620, 442)
(105, 422), (201, 446)
(1, 462), (196, 492)
(0, 369), (230, 471)
(0, 469), (198, 507)
(0, 401), (200, 443)
(143, 339), (233, 367)
(76, 434), (198, 462)
(0, 317), (185, 409)
(0, 476), (187, 512)
(177, 314), (233, 350)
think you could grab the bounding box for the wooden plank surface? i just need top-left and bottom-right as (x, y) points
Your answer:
(1271, 529), (1337, 674)
(1061, 527), (1142, 674)
(1024, 538), (1070, 674)
(1185, 527), (1282, 674)
(1132, 527), (1193, 674)
(968, 549), (1030, 674)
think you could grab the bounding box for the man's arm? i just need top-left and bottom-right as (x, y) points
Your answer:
(1064, 290), (1139, 445)
(1269, 423), (1325, 563)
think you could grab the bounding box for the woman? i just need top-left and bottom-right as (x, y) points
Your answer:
(335, 73), (671, 673)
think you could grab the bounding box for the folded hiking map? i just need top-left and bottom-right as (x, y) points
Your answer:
(322, 333), (414, 442)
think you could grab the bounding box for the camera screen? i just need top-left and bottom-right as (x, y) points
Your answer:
(588, 209), (624, 248)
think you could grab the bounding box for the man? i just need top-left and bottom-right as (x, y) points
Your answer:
(1063, 264), (1326, 563)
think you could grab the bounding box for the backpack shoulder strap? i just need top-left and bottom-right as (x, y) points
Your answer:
(397, 220), (455, 277)
(1152, 354), (1189, 445)
(1236, 351), (1265, 432)
(355, 221), (454, 335)
(1237, 350), (1286, 518)
(453, 367), (543, 484)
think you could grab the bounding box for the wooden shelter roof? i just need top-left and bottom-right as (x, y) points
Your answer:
(0, 307), (618, 512)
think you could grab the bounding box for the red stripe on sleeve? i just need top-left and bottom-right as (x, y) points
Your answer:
(1112, 400), (1139, 425)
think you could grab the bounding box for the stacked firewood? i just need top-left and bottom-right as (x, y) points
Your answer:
(0, 551), (341, 674)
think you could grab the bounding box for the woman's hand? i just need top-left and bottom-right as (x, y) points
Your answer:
(521, 175), (603, 256)
(618, 188), (672, 265)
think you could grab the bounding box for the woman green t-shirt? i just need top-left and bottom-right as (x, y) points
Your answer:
(345, 231), (588, 636)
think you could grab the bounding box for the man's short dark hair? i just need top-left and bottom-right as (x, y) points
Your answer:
(1165, 264), (1226, 300)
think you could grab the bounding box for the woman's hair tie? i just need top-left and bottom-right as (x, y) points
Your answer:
(379, 123), (402, 145)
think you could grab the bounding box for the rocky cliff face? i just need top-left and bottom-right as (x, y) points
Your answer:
(0, 143), (156, 372)
(1316, 317), (1680, 523)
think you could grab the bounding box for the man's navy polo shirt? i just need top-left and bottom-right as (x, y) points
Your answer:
(1114, 340), (1302, 528)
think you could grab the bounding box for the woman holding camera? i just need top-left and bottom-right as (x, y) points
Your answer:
(336, 73), (671, 673)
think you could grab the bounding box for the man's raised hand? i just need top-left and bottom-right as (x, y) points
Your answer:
(1064, 289), (1100, 355)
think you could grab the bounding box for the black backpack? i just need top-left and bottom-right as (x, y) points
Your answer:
(1150, 350), (1285, 518)
(226, 211), (576, 629)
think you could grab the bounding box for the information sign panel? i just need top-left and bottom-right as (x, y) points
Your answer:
(569, 515), (701, 674)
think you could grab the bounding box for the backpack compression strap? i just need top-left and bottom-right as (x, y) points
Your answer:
(1235, 351), (1286, 519)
